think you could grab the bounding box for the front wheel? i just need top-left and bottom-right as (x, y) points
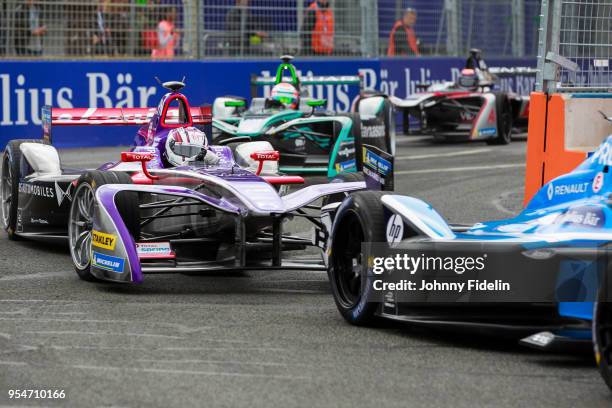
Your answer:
(328, 191), (387, 325)
(69, 171), (138, 282)
(487, 94), (512, 145)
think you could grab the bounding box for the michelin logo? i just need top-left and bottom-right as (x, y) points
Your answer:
(92, 252), (125, 273)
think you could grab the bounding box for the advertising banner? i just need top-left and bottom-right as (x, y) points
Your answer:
(0, 57), (535, 148)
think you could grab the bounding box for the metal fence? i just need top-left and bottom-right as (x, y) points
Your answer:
(537, 0), (612, 92)
(0, 0), (542, 59)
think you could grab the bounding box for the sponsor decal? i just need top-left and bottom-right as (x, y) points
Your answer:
(54, 181), (72, 207)
(487, 106), (497, 124)
(136, 242), (174, 259)
(16, 208), (23, 232)
(337, 143), (356, 158)
(547, 182), (590, 199)
(18, 182), (54, 198)
(478, 127), (496, 137)
(91, 230), (117, 251)
(556, 206), (604, 228)
(460, 111), (475, 122)
(592, 172), (604, 193)
(363, 149), (391, 175)
(547, 183), (554, 200)
(361, 124), (386, 139)
(590, 139), (612, 167)
(92, 251), (125, 273)
(30, 218), (49, 225)
(335, 159), (357, 172)
(386, 214), (404, 246)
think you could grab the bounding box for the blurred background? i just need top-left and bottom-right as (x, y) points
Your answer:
(0, 0), (541, 59)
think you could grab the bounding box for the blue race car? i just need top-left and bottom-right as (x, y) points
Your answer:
(322, 131), (612, 357)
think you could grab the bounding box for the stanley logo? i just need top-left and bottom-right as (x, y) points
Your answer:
(92, 230), (116, 251)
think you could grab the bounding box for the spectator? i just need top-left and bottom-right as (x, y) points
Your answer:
(91, 0), (112, 55)
(152, 7), (179, 59)
(388, 7), (420, 57)
(0, 1), (6, 55)
(109, 0), (129, 55)
(225, 0), (268, 56)
(67, 3), (95, 56)
(14, 0), (47, 56)
(302, 0), (334, 56)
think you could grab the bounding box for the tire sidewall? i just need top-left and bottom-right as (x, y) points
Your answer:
(328, 192), (385, 324)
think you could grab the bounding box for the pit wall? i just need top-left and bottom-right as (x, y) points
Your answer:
(1, 57), (535, 148)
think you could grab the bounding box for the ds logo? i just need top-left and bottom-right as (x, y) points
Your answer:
(386, 214), (404, 246)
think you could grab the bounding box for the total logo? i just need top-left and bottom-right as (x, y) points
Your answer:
(546, 181), (590, 200)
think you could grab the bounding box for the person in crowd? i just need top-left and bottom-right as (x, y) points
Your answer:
(387, 7), (420, 57)
(302, 0), (334, 56)
(109, 0), (129, 55)
(0, 1), (6, 56)
(66, 3), (95, 56)
(14, 0), (47, 56)
(225, 0), (268, 56)
(151, 6), (179, 59)
(91, 0), (112, 55)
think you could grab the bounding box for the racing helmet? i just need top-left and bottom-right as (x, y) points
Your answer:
(165, 127), (216, 167)
(457, 68), (479, 89)
(270, 82), (299, 110)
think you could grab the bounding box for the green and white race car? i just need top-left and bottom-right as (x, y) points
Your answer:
(212, 56), (395, 178)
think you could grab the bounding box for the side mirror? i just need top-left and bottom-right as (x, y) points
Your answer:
(225, 100), (246, 108)
(306, 99), (327, 108)
(250, 151), (280, 175)
(121, 152), (154, 162)
(121, 152), (159, 180)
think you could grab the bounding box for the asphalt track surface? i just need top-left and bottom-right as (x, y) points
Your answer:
(1, 135), (611, 407)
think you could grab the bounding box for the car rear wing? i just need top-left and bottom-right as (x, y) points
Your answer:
(41, 105), (212, 143)
(250, 75), (363, 98)
(488, 67), (538, 77)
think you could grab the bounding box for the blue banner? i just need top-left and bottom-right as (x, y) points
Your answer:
(0, 57), (535, 148)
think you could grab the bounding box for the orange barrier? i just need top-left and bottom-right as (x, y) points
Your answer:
(523, 92), (586, 205)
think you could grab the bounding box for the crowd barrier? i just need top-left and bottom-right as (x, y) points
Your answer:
(0, 57), (535, 148)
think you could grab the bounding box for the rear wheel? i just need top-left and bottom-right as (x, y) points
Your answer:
(328, 191), (387, 325)
(1, 139), (50, 240)
(487, 94), (512, 145)
(594, 285), (612, 391)
(69, 171), (139, 281)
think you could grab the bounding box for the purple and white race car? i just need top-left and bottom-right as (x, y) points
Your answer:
(1, 81), (391, 283)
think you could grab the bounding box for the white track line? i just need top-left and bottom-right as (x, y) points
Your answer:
(395, 163), (523, 175)
(395, 147), (491, 161)
(70, 364), (310, 380)
(23, 330), (185, 339)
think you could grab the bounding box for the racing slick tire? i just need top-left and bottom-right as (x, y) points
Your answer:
(69, 171), (139, 282)
(594, 282), (612, 391)
(1, 139), (50, 240)
(486, 93), (513, 145)
(328, 190), (387, 325)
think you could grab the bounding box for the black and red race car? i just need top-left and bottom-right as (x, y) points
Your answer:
(391, 49), (534, 144)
